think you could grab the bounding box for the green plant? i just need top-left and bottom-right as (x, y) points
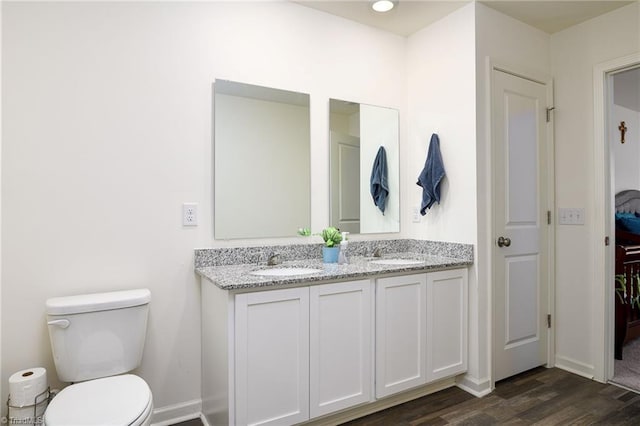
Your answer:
(319, 226), (342, 248)
(615, 274), (628, 304)
(297, 227), (311, 236)
(615, 272), (640, 308)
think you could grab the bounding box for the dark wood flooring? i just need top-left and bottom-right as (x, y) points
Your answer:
(343, 367), (640, 425)
(171, 418), (202, 426)
(171, 367), (640, 425)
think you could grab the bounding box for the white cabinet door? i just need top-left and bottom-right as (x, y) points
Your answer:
(235, 288), (309, 426)
(426, 268), (468, 382)
(310, 280), (373, 418)
(375, 274), (427, 398)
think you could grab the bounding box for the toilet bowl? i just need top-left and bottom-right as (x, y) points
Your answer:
(44, 289), (153, 426)
(44, 375), (153, 426)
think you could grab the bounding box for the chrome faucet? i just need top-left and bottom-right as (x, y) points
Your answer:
(267, 252), (282, 266)
(372, 247), (383, 258)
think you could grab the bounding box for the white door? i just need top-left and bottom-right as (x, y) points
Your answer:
(330, 130), (360, 233)
(235, 288), (310, 426)
(309, 280), (372, 418)
(492, 69), (550, 382)
(426, 268), (468, 382)
(375, 274), (427, 398)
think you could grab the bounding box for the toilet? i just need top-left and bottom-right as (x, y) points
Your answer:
(43, 288), (153, 426)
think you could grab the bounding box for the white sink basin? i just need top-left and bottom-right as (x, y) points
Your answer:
(250, 267), (323, 277)
(370, 259), (425, 266)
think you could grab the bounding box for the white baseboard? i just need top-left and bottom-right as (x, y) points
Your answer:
(200, 413), (211, 426)
(555, 355), (595, 379)
(151, 399), (202, 426)
(456, 374), (492, 397)
(304, 379), (456, 426)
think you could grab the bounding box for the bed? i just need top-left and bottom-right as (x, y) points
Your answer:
(614, 190), (640, 359)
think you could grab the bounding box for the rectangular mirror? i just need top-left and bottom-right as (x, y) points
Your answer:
(330, 99), (400, 234)
(214, 80), (311, 239)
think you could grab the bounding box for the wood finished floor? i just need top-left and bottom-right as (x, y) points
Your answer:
(343, 367), (640, 425)
(171, 367), (640, 426)
(171, 419), (203, 426)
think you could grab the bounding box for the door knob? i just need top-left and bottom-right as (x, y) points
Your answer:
(497, 236), (511, 247)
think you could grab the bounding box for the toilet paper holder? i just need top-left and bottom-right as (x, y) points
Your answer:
(6, 387), (51, 425)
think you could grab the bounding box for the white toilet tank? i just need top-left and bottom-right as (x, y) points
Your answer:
(46, 288), (151, 383)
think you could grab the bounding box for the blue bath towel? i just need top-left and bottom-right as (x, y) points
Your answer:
(416, 134), (445, 215)
(370, 146), (389, 214)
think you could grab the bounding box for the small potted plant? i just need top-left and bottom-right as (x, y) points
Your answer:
(320, 226), (343, 263)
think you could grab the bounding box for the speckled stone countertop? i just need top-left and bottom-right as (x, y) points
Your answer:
(195, 239), (473, 291)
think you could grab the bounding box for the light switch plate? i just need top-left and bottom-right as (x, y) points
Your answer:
(558, 208), (585, 225)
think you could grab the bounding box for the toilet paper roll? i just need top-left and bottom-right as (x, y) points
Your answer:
(9, 367), (47, 408)
(8, 401), (46, 422)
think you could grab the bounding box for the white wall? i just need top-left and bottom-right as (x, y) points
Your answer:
(8, 0), (634, 417)
(1, 1), (405, 418)
(474, 2), (551, 391)
(405, 4), (476, 245)
(612, 104), (640, 193)
(405, 2), (480, 390)
(0, 0), (3, 408)
(551, 2), (640, 377)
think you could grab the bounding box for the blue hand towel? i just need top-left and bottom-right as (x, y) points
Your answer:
(370, 146), (389, 214)
(416, 134), (445, 215)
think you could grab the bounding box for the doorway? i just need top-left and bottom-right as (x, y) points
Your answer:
(490, 65), (554, 382)
(593, 52), (640, 384)
(606, 64), (640, 391)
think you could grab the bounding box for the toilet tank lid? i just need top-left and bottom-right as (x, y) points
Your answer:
(46, 288), (151, 315)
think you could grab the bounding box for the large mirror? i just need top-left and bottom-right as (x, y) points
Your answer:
(330, 99), (400, 234)
(214, 80), (310, 239)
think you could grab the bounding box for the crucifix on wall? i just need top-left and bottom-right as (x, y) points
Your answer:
(619, 121), (628, 144)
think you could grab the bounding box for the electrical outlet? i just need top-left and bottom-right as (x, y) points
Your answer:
(412, 205), (421, 223)
(182, 203), (198, 226)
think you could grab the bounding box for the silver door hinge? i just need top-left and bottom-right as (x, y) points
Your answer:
(547, 211), (551, 225)
(546, 107), (555, 123)
(547, 314), (551, 328)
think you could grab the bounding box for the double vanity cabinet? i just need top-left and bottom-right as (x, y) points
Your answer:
(198, 254), (469, 426)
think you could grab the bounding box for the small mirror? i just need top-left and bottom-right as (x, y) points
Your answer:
(330, 99), (400, 234)
(214, 80), (310, 239)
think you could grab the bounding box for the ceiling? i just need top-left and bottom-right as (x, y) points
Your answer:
(294, 1), (635, 37)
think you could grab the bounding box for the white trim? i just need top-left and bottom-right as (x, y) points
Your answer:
(545, 77), (556, 372)
(484, 56), (494, 392)
(0, 0), (3, 410)
(593, 52), (640, 383)
(456, 374), (492, 397)
(490, 60), (550, 86)
(150, 399), (203, 426)
(200, 413), (212, 426)
(555, 355), (595, 380)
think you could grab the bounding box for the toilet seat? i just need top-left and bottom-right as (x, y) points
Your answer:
(44, 374), (152, 426)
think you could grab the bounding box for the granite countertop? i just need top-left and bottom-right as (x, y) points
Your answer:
(196, 252), (472, 291)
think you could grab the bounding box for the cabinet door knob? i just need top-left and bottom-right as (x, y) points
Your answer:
(497, 236), (511, 247)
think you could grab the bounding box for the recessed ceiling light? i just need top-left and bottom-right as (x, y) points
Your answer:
(371, 0), (397, 13)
